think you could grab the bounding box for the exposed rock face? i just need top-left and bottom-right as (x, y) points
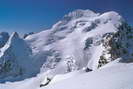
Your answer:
(98, 23), (133, 68)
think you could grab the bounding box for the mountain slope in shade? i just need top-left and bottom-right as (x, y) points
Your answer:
(0, 32), (33, 82)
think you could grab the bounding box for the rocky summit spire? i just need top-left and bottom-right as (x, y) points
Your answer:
(10, 32), (19, 39)
(5, 32), (20, 46)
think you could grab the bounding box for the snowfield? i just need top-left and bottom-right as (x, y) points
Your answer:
(45, 63), (133, 89)
(1, 62), (133, 89)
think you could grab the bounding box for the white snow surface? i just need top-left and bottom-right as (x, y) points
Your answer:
(1, 62), (133, 89)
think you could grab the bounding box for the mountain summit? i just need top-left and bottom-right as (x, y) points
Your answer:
(63, 9), (99, 20)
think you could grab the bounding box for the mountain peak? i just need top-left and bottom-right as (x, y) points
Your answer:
(0, 32), (9, 37)
(4, 32), (21, 49)
(11, 32), (19, 38)
(101, 11), (122, 20)
(63, 9), (99, 21)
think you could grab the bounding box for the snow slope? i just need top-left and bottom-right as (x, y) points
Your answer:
(1, 62), (133, 89)
(44, 62), (133, 89)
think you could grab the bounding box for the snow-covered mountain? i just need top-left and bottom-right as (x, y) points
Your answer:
(26, 9), (132, 75)
(0, 32), (33, 82)
(0, 9), (133, 87)
(0, 32), (9, 48)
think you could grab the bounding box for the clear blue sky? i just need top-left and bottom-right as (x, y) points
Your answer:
(0, 0), (132, 34)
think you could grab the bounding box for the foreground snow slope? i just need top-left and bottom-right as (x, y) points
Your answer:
(1, 62), (133, 89)
(45, 63), (133, 89)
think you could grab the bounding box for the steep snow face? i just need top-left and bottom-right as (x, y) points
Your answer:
(0, 32), (9, 48)
(25, 9), (124, 77)
(0, 32), (33, 82)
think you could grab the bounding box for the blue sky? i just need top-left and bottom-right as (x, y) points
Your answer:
(0, 0), (132, 34)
